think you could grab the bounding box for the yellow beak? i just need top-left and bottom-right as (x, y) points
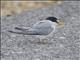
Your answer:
(57, 20), (64, 28)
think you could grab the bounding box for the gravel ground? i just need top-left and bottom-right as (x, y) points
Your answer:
(1, 1), (80, 60)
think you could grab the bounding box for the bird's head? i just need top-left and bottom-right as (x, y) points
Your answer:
(46, 17), (64, 28)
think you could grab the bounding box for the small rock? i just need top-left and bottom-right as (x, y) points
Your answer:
(59, 37), (66, 39)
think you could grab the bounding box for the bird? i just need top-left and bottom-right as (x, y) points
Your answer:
(8, 17), (64, 44)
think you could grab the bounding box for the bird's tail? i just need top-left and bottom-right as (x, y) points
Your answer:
(8, 30), (27, 35)
(8, 27), (39, 35)
(15, 27), (30, 31)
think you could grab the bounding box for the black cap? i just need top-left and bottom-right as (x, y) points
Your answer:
(46, 17), (58, 23)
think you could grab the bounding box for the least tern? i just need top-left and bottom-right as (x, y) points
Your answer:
(8, 17), (64, 43)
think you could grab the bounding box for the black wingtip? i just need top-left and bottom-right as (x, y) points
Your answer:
(8, 30), (22, 34)
(15, 27), (20, 30)
(8, 30), (15, 33)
